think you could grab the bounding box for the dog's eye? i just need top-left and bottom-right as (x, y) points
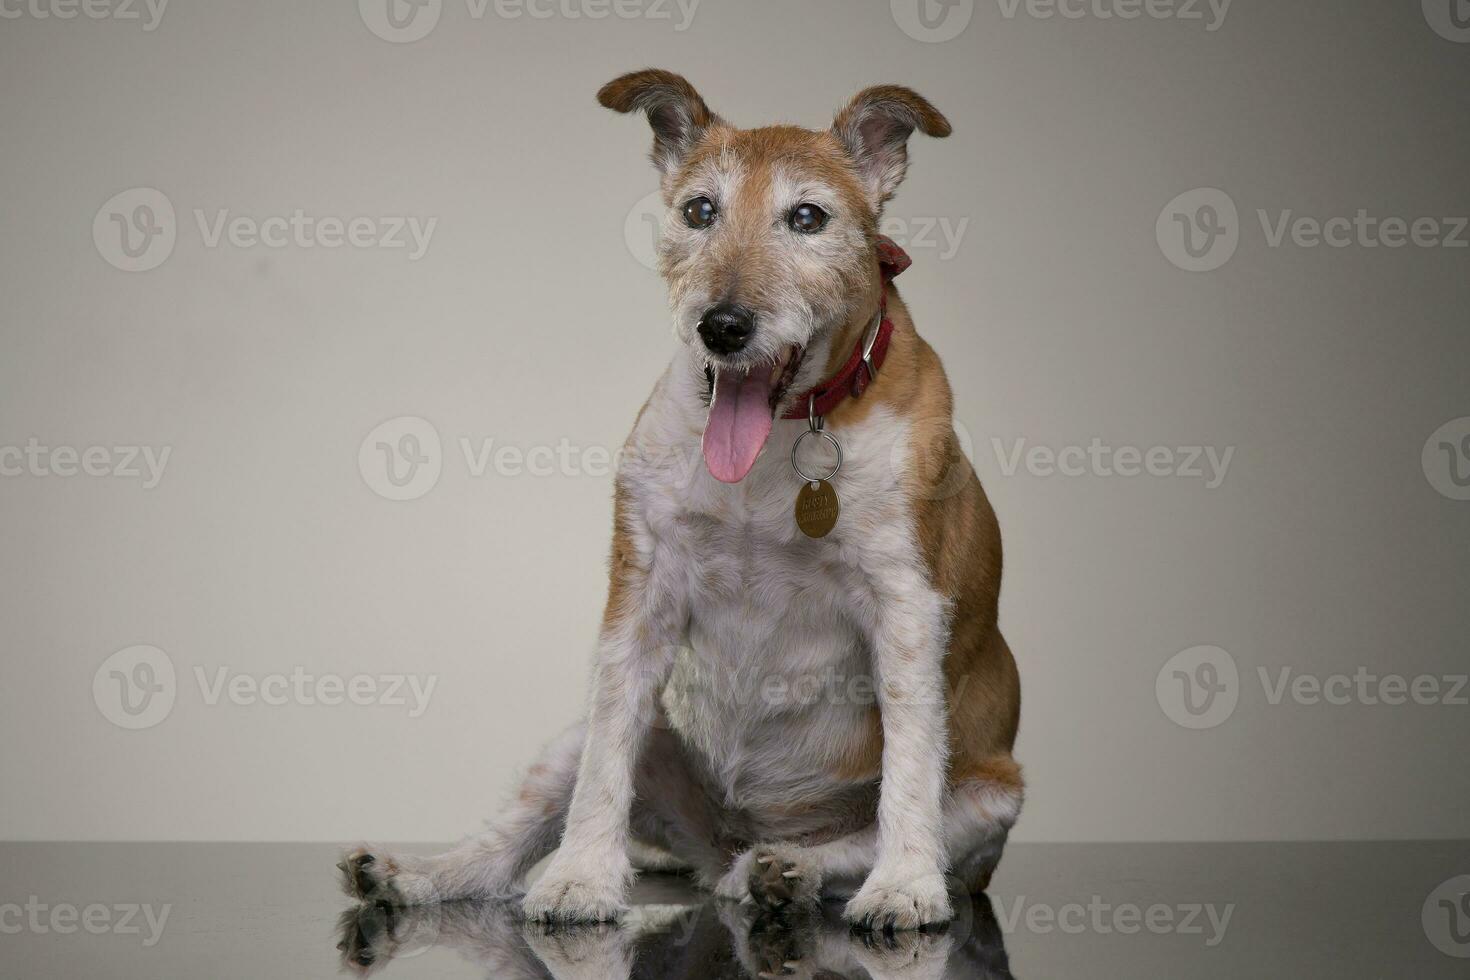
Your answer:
(789, 203), (828, 234)
(683, 197), (717, 229)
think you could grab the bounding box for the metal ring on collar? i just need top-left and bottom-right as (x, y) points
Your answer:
(791, 428), (842, 485)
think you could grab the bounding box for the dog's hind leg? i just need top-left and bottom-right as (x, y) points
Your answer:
(627, 726), (732, 888)
(947, 759), (1024, 895)
(340, 722), (585, 905)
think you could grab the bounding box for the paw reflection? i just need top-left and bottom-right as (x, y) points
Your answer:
(334, 885), (1014, 979)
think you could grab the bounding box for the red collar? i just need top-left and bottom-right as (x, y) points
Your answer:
(780, 236), (911, 420)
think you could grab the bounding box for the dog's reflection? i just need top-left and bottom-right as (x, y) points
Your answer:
(336, 886), (1014, 979)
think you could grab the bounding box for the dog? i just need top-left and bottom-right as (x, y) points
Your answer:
(340, 68), (1022, 933)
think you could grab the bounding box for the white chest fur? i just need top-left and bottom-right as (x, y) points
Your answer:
(617, 355), (935, 823)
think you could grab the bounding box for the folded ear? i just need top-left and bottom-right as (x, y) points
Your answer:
(832, 85), (951, 206)
(597, 69), (721, 175)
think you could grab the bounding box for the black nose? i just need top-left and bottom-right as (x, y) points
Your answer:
(697, 303), (755, 355)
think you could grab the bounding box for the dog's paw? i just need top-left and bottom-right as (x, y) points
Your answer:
(748, 845), (824, 912)
(337, 847), (437, 906)
(335, 904), (396, 976)
(844, 869), (952, 932)
(334, 902), (446, 976)
(850, 924), (954, 978)
(522, 866), (627, 923)
(522, 920), (634, 978)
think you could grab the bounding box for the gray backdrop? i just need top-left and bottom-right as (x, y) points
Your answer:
(1, 0), (1466, 844)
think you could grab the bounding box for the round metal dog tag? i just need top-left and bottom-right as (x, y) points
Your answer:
(795, 480), (840, 538)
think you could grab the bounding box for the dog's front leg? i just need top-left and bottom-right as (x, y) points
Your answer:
(845, 577), (954, 931)
(522, 514), (680, 923)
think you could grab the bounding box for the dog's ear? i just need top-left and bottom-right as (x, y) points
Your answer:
(832, 85), (951, 206)
(598, 69), (721, 174)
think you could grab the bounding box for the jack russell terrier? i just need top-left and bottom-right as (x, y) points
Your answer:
(341, 68), (1023, 933)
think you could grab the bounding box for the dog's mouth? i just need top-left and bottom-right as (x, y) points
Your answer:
(702, 344), (804, 483)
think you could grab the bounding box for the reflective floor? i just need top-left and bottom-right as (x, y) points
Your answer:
(1, 841), (1466, 978)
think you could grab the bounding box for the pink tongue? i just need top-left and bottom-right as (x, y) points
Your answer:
(702, 366), (776, 483)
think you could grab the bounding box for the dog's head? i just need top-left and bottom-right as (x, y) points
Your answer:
(599, 69), (950, 483)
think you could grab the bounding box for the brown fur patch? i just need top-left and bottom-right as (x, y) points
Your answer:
(833, 706), (885, 781)
(601, 483), (647, 632)
(597, 68), (718, 129)
(832, 85), (952, 143)
(828, 297), (1023, 794)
